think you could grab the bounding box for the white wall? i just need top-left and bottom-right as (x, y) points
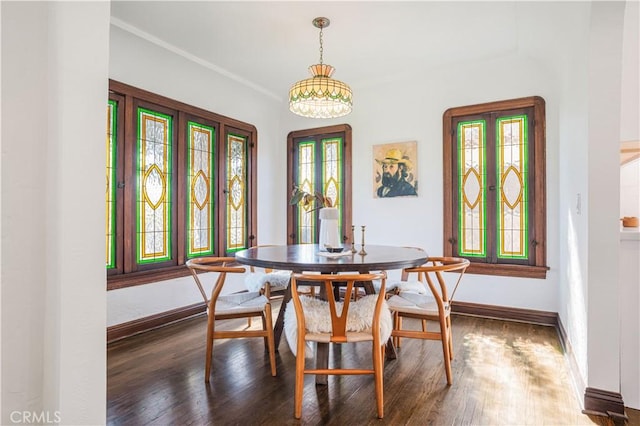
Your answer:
(107, 26), (284, 325)
(619, 1), (640, 409)
(620, 232), (640, 409)
(556, 1), (592, 388)
(585, 1), (624, 394)
(554, 2), (633, 400)
(1, 2), (110, 424)
(620, 1), (639, 144)
(621, 159), (640, 219)
(619, 0), (640, 222)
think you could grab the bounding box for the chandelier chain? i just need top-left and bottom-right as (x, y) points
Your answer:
(318, 26), (324, 65)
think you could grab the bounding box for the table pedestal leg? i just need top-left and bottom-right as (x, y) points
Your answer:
(272, 284), (291, 351)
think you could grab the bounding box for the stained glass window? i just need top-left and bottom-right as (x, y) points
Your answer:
(458, 120), (487, 257)
(444, 97), (546, 278)
(296, 141), (316, 244)
(107, 81), (257, 287)
(322, 137), (343, 238)
(136, 108), (173, 264)
(187, 121), (215, 257)
(226, 134), (247, 251)
(106, 100), (117, 269)
(289, 129), (350, 246)
(497, 115), (528, 259)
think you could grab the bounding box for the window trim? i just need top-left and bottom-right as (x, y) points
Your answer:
(443, 96), (548, 279)
(286, 124), (353, 245)
(107, 80), (257, 290)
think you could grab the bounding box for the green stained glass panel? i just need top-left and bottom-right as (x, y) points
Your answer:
(226, 134), (247, 252)
(458, 120), (486, 257)
(136, 108), (172, 264)
(106, 100), (117, 269)
(297, 141), (316, 244)
(497, 115), (528, 259)
(322, 137), (343, 238)
(187, 121), (215, 257)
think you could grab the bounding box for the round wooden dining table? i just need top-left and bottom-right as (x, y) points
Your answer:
(235, 244), (428, 273)
(235, 244), (428, 383)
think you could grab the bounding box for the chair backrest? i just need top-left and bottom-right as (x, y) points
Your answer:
(403, 257), (470, 310)
(186, 256), (246, 306)
(290, 272), (388, 344)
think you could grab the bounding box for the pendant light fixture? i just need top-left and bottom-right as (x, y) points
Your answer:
(289, 17), (353, 118)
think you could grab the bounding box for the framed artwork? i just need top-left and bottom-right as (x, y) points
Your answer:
(373, 141), (418, 198)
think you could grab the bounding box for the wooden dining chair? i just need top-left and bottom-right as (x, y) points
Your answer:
(186, 256), (277, 383)
(242, 245), (292, 327)
(243, 245), (292, 300)
(287, 271), (391, 419)
(373, 247), (429, 298)
(387, 257), (469, 385)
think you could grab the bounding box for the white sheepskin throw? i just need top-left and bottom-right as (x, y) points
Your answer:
(244, 270), (291, 292)
(373, 279), (427, 294)
(284, 295), (393, 358)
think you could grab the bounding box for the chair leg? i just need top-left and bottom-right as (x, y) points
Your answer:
(439, 315), (453, 385)
(294, 343), (305, 419)
(261, 312), (269, 349)
(264, 305), (277, 377)
(447, 315), (454, 359)
(392, 312), (399, 347)
(204, 308), (215, 383)
(373, 342), (384, 418)
(395, 315), (403, 348)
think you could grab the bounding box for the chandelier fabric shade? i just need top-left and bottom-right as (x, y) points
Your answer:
(289, 17), (353, 119)
(289, 64), (353, 118)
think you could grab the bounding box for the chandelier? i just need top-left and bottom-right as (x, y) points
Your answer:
(289, 17), (353, 119)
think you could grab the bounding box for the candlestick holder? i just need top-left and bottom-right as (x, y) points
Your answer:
(350, 225), (357, 253)
(359, 225), (367, 255)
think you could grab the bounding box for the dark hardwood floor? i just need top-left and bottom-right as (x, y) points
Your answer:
(107, 301), (639, 425)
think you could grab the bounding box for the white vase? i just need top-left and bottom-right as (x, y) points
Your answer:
(318, 207), (341, 250)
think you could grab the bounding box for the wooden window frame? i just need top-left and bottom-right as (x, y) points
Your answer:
(443, 96), (548, 279)
(107, 80), (257, 290)
(286, 124), (353, 245)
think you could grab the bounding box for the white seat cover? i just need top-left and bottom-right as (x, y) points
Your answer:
(374, 279), (427, 294)
(215, 292), (269, 315)
(387, 291), (449, 317)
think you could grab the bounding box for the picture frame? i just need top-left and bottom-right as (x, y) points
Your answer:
(373, 141), (418, 198)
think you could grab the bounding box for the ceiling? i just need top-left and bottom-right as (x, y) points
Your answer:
(110, 1), (574, 102)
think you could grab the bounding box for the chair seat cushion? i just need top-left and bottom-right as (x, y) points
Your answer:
(284, 295), (392, 357)
(244, 270), (291, 292)
(387, 292), (450, 317)
(374, 279), (427, 294)
(215, 292), (269, 316)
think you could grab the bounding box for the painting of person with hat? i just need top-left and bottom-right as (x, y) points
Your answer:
(374, 142), (418, 198)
